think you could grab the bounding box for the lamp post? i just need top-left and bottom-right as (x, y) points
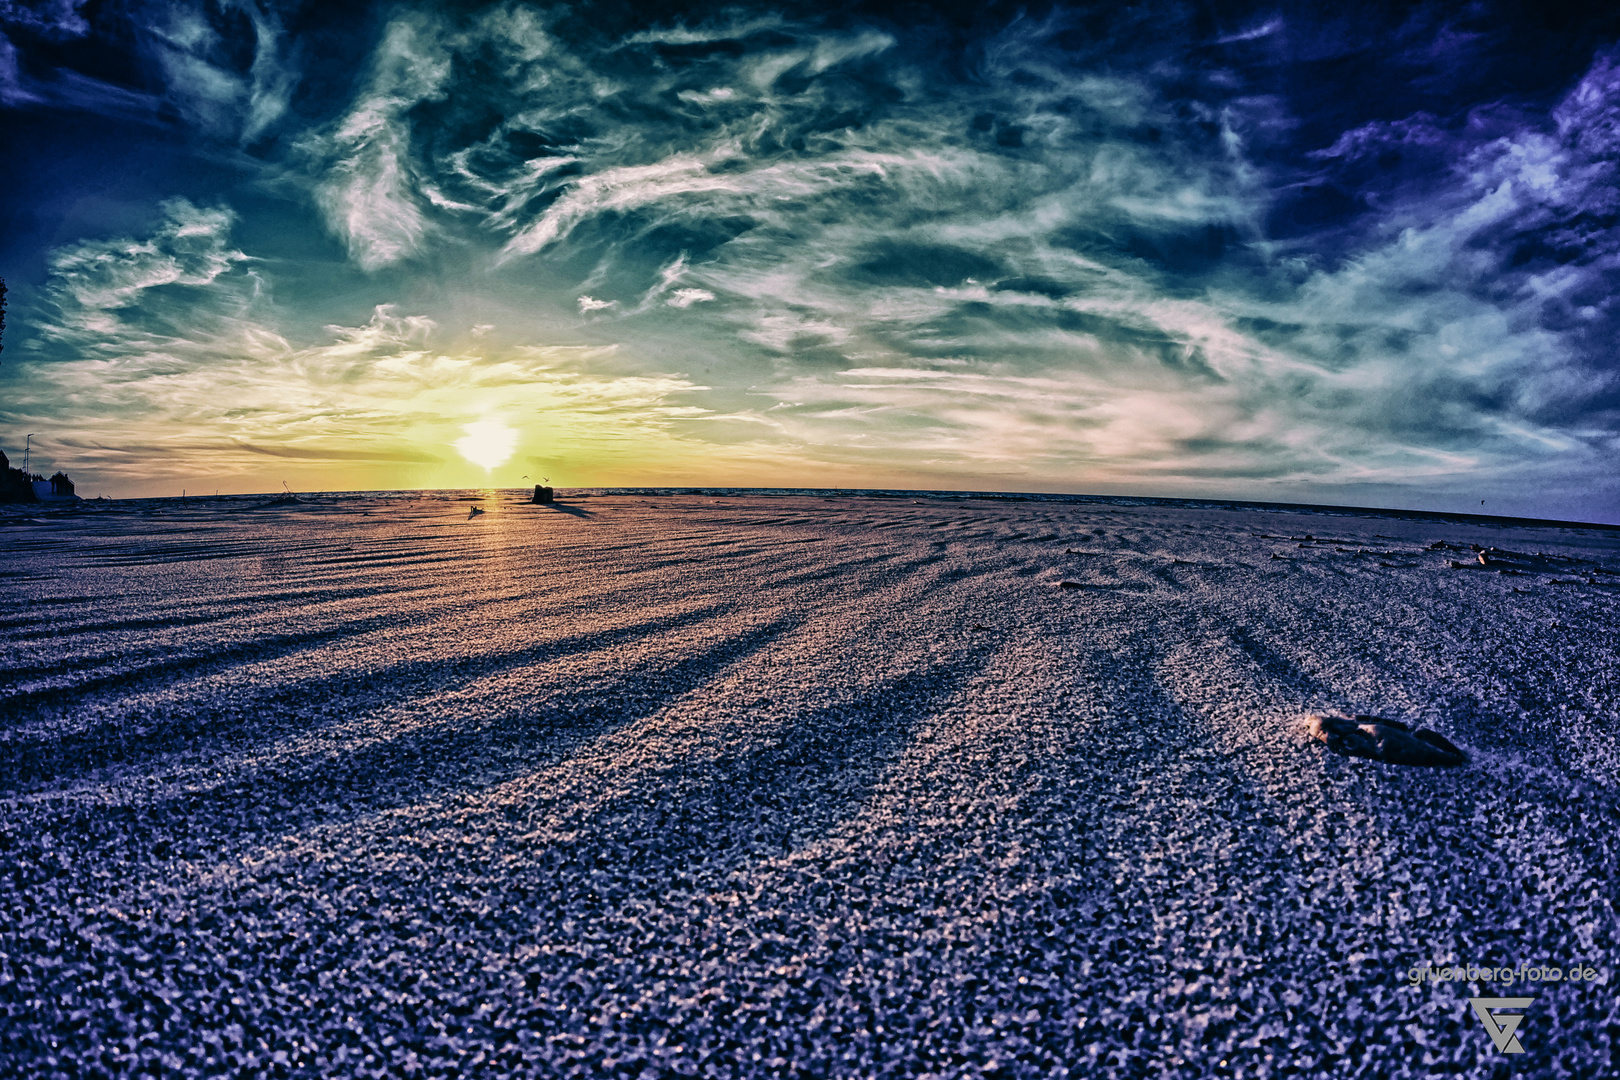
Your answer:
(24, 434), (33, 478)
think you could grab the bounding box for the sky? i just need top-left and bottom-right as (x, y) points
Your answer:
(2, 0), (1618, 520)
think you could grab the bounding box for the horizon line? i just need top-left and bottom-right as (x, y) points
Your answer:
(29, 485), (1620, 532)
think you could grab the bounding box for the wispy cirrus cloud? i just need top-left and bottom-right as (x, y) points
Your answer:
(301, 17), (449, 270)
(6, 2), (1620, 516)
(6, 204), (720, 491)
(148, 0), (297, 142)
(34, 198), (256, 350)
(0, 0), (90, 37)
(1, 0), (297, 139)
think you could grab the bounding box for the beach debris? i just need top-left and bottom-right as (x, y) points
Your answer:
(241, 492), (302, 510)
(1057, 580), (1083, 589)
(469, 506), (485, 518)
(1307, 713), (1467, 767)
(1443, 547), (1606, 579)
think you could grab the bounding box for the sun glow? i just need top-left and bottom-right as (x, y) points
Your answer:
(454, 420), (518, 470)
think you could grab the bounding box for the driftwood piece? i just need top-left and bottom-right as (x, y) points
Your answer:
(1307, 713), (1468, 767)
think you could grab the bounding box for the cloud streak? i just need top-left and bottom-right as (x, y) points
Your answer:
(6, 207), (719, 492)
(302, 17), (449, 270)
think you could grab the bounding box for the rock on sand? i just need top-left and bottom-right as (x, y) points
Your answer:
(1307, 713), (1468, 767)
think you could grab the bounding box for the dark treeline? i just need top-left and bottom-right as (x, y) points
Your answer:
(0, 450), (34, 504)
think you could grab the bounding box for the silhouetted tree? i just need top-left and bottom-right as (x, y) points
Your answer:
(0, 448), (36, 503)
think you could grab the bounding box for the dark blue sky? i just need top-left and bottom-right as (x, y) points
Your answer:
(3, 0), (1618, 517)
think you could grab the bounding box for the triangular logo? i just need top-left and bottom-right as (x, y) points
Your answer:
(1470, 997), (1534, 1054)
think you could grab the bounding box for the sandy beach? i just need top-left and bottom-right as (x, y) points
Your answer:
(1, 490), (1617, 1078)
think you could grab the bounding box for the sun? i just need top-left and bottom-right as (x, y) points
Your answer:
(454, 420), (518, 470)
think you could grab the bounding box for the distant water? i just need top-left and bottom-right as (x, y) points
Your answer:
(8, 486), (1616, 531)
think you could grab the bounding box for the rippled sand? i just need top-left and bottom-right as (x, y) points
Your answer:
(2, 491), (1617, 1077)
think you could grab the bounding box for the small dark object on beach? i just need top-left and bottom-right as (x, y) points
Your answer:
(1308, 713), (1467, 767)
(469, 506), (485, 518)
(241, 492), (301, 510)
(1058, 580), (1082, 589)
(532, 485), (554, 503)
